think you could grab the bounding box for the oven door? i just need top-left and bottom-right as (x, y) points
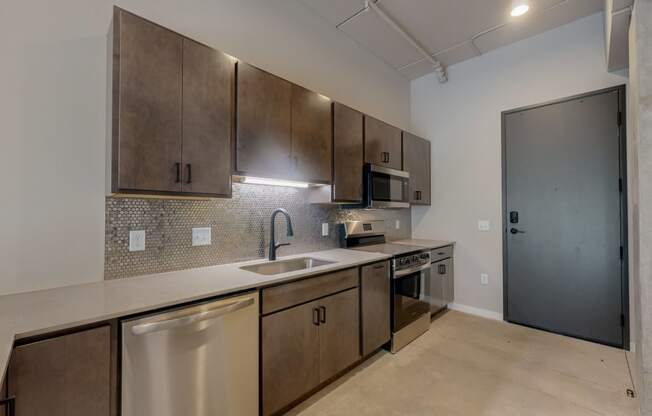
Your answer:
(392, 264), (431, 332)
(365, 164), (410, 208)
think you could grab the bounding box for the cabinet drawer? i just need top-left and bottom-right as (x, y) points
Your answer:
(262, 268), (359, 315)
(431, 245), (453, 262)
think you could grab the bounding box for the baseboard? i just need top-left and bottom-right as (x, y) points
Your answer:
(448, 303), (503, 321)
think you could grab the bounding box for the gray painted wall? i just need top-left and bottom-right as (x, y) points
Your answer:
(628, 0), (652, 413)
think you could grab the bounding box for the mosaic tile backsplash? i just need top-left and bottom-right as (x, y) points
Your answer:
(105, 183), (411, 279)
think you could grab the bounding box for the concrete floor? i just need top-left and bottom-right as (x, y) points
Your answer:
(288, 310), (639, 416)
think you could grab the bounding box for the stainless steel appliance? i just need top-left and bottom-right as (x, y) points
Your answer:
(121, 291), (259, 416)
(363, 164), (410, 209)
(342, 221), (430, 352)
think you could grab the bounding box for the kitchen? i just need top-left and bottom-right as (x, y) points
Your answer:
(0, 1), (650, 415)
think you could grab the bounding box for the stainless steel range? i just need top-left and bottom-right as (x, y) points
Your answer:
(341, 221), (431, 353)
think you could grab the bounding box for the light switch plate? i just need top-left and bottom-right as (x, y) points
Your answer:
(321, 223), (329, 237)
(192, 227), (212, 247)
(478, 220), (490, 232)
(129, 230), (146, 252)
(395, 220), (400, 230)
(481, 274), (489, 285)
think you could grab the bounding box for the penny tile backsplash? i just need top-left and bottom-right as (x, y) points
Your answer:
(105, 183), (411, 279)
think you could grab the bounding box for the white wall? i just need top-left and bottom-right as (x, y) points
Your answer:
(410, 13), (627, 315)
(0, 0), (410, 295)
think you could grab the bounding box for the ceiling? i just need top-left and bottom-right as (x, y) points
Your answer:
(300, 0), (605, 80)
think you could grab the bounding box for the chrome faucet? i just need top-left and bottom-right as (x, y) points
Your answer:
(269, 208), (294, 261)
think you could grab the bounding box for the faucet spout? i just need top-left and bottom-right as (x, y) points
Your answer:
(269, 208), (294, 261)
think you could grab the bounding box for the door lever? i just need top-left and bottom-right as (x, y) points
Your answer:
(510, 228), (525, 235)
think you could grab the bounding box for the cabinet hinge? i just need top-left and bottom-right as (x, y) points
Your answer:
(620, 246), (624, 260)
(617, 111), (622, 126)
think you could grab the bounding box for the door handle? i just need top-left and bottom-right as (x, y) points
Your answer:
(175, 162), (181, 183)
(319, 306), (326, 324)
(438, 264), (446, 274)
(130, 297), (255, 335)
(186, 164), (192, 184)
(0, 397), (15, 416)
(312, 308), (320, 326)
(510, 228), (525, 235)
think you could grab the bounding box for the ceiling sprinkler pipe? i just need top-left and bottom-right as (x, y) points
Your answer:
(364, 0), (447, 83)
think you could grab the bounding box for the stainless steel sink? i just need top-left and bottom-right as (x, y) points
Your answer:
(240, 257), (335, 275)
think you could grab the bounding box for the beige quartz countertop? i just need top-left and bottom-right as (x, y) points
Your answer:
(394, 238), (455, 250)
(0, 248), (391, 383)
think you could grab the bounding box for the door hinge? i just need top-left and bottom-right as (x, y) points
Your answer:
(621, 314), (625, 327)
(620, 246), (624, 260)
(619, 178), (623, 193)
(617, 111), (622, 126)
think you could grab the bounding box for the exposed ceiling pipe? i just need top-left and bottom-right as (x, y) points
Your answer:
(363, 0), (448, 83)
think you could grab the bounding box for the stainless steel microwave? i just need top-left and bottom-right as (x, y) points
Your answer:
(363, 164), (410, 209)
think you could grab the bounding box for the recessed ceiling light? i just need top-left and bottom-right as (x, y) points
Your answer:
(511, 1), (530, 17)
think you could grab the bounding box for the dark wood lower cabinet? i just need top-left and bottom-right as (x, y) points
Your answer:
(8, 326), (112, 416)
(318, 288), (361, 382)
(261, 282), (361, 416)
(361, 261), (391, 356)
(262, 300), (321, 416)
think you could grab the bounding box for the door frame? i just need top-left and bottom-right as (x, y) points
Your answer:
(501, 85), (629, 349)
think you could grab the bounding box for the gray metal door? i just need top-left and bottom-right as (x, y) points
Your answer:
(503, 88), (625, 347)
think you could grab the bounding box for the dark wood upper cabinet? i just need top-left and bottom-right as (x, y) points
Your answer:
(236, 62), (292, 179)
(112, 8), (183, 193)
(332, 103), (364, 202)
(364, 116), (402, 170)
(8, 326), (112, 416)
(182, 39), (234, 196)
(402, 132), (431, 205)
(291, 85), (332, 183)
(110, 8), (234, 197)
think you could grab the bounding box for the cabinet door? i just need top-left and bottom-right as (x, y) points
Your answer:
(236, 62), (292, 179)
(8, 326), (111, 416)
(291, 85), (332, 183)
(333, 103), (364, 202)
(360, 261), (391, 356)
(430, 261), (447, 314)
(262, 301), (320, 416)
(403, 132), (431, 205)
(441, 257), (454, 305)
(364, 116), (402, 170)
(115, 9), (183, 193)
(318, 288), (361, 383)
(181, 39), (233, 196)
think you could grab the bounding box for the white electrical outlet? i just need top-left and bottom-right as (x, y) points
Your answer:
(478, 220), (490, 232)
(321, 223), (329, 237)
(192, 227), (212, 247)
(395, 220), (400, 230)
(129, 230), (146, 252)
(481, 273), (489, 285)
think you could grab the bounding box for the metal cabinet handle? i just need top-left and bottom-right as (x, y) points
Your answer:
(0, 397), (15, 416)
(319, 306), (326, 324)
(313, 308), (320, 326)
(131, 297), (255, 335)
(186, 164), (192, 184)
(373, 264), (385, 270)
(438, 264), (446, 275)
(175, 162), (181, 183)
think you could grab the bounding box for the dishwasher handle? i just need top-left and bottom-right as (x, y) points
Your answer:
(131, 297), (255, 336)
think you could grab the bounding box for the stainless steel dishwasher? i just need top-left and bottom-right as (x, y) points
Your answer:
(121, 291), (259, 416)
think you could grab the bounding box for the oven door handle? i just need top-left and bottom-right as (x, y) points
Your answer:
(394, 262), (430, 278)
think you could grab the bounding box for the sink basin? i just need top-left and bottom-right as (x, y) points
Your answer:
(240, 257), (335, 275)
